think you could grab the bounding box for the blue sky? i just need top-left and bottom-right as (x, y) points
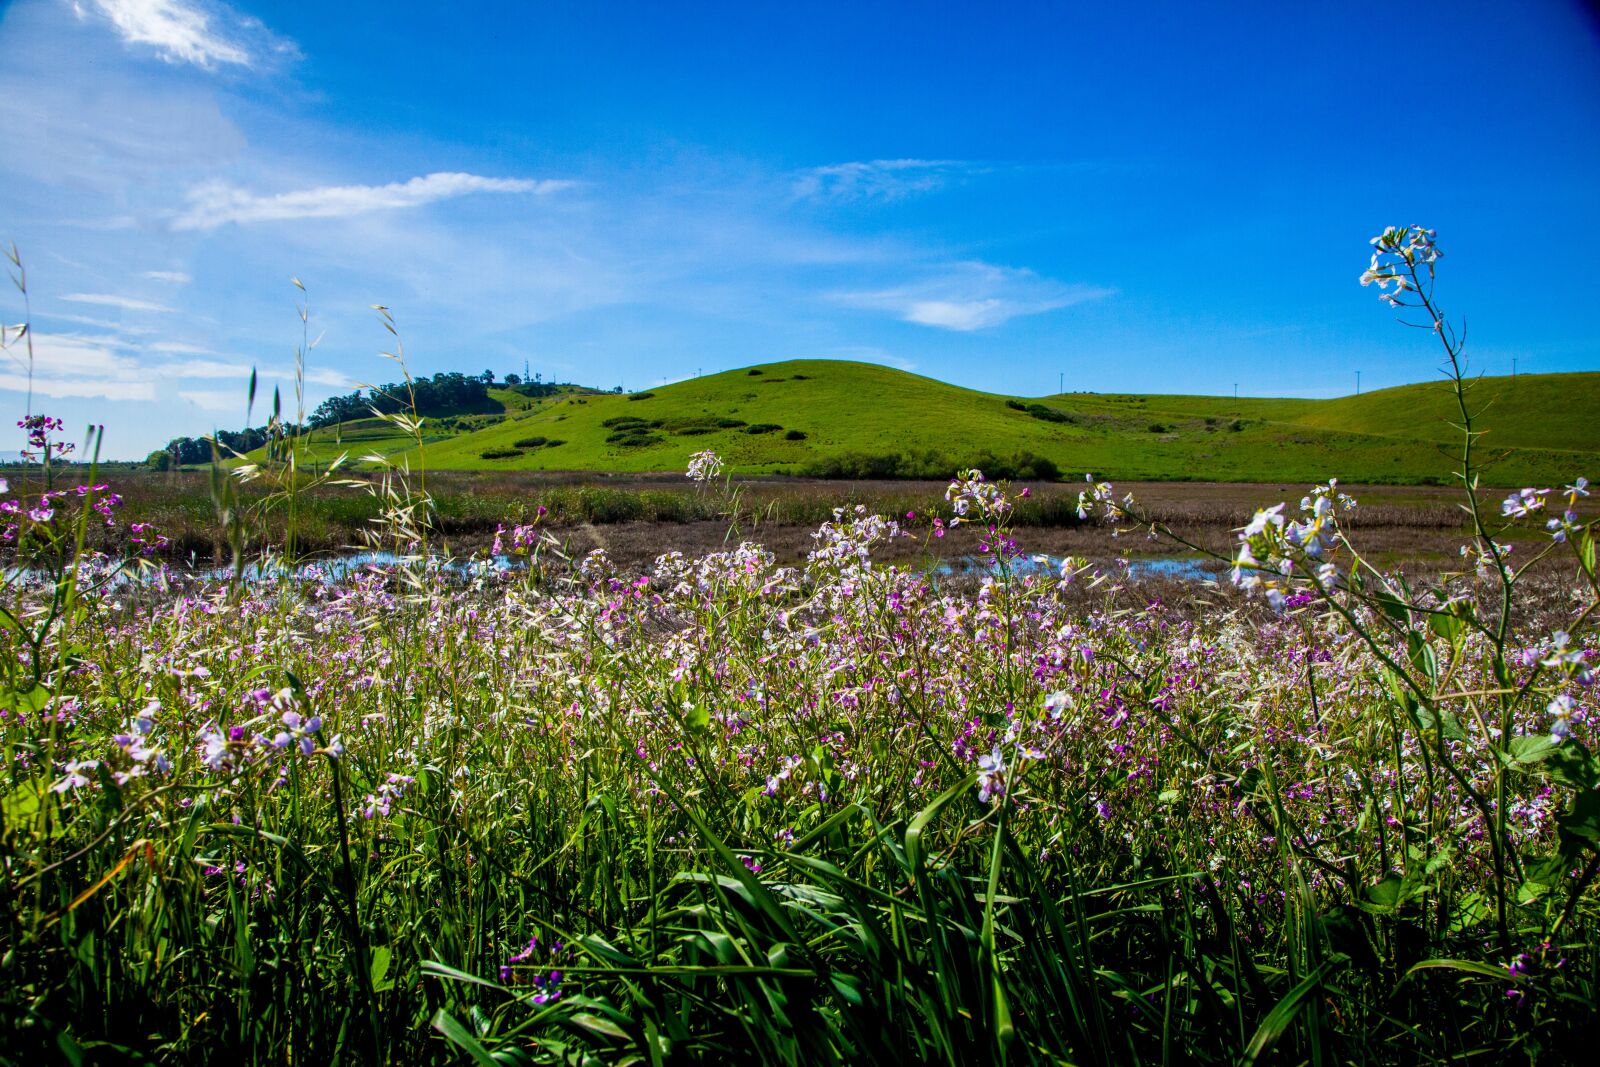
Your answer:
(2, 0), (1597, 458)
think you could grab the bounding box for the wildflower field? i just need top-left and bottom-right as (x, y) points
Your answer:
(3, 230), (1599, 1065)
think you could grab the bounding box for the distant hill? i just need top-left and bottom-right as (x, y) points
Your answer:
(252, 362), (1600, 486)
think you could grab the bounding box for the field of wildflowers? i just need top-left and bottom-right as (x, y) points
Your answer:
(2, 230), (1598, 1064)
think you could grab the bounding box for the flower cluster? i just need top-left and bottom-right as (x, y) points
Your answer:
(807, 505), (905, 568)
(110, 698), (170, 782)
(499, 933), (566, 1003)
(686, 449), (724, 483)
(492, 510), (549, 556)
(945, 469), (1012, 526)
(1498, 478), (1592, 545)
(362, 772), (416, 819)
(0, 468), (167, 556)
(1359, 225), (1441, 307)
(18, 414), (73, 461)
(1501, 487), (1550, 520)
(1075, 475), (1132, 525)
(190, 690), (344, 778)
(1232, 481), (1356, 610)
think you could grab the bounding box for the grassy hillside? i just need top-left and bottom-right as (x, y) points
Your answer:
(267, 361), (1600, 485)
(269, 385), (596, 466)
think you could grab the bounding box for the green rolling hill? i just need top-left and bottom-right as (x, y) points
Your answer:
(266, 362), (1600, 486)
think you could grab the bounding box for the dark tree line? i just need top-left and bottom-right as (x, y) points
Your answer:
(308, 371), (501, 427)
(148, 426), (283, 468)
(151, 369), (599, 467)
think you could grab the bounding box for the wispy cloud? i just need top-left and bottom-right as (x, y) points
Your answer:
(834, 262), (1113, 331)
(39, 311), (158, 334)
(61, 292), (175, 313)
(142, 269), (191, 284)
(159, 357), (352, 388)
(0, 332), (353, 411)
(0, 333), (156, 401)
(178, 388), (246, 413)
(824, 345), (918, 372)
(84, 0), (298, 70)
(172, 172), (577, 230)
(793, 159), (971, 202)
(145, 340), (215, 355)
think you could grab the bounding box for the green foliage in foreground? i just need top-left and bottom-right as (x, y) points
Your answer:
(4, 524), (1600, 1065)
(268, 362), (1600, 485)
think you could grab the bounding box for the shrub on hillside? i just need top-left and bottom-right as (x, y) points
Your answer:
(1006, 398), (1073, 423)
(606, 431), (663, 447)
(801, 449), (1059, 482)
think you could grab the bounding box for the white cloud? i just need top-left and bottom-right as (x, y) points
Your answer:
(86, 0), (297, 70)
(142, 269), (191, 283)
(823, 345), (917, 372)
(177, 388), (243, 412)
(158, 357), (352, 388)
(172, 172), (577, 230)
(0, 331), (352, 412)
(793, 159), (970, 202)
(61, 292), (175, 313)
(834, 262), (1114, 331)
(0, 333), (156, 401)
(145, 340), (215, 355)
(40, 312), (157, 334)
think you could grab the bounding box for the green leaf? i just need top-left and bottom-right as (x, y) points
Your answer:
(1427, 610), (1464, 643)
(1375, 593), (1411, 627)
(421, 959), (507, 992)
(1404, 958), (1513, 982)
(1509, 734), (1560, 767)
(569, 1013), (631, 1041)
(1241, 955), (1348, 1064)
(1557, 788), (1600, 842)
(830, 973), (864, 1006)
(905, 774), (976, 872)
(55, 1029), (85, 1067)
(432, 1009), (501, 1067)
(1406, 632), (1437, 683)
(1414, 705), (1466, 742)
(370, 944), (394, 993)
(1363, 875), (1402, 912)
(3, 776), (48, 828)
(1545, 741), (1600, 791)
(1516, 736), (1600, 789)
(1, 684), (52, 715)
(1383, 670), (1418, 714)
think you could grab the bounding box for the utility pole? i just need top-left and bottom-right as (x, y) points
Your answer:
(1058, 371), (1063, 394)
(1513, 357), (1518, 379)
(1233, 383), (1238, 399)
(1356, 370), (1361, 395)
